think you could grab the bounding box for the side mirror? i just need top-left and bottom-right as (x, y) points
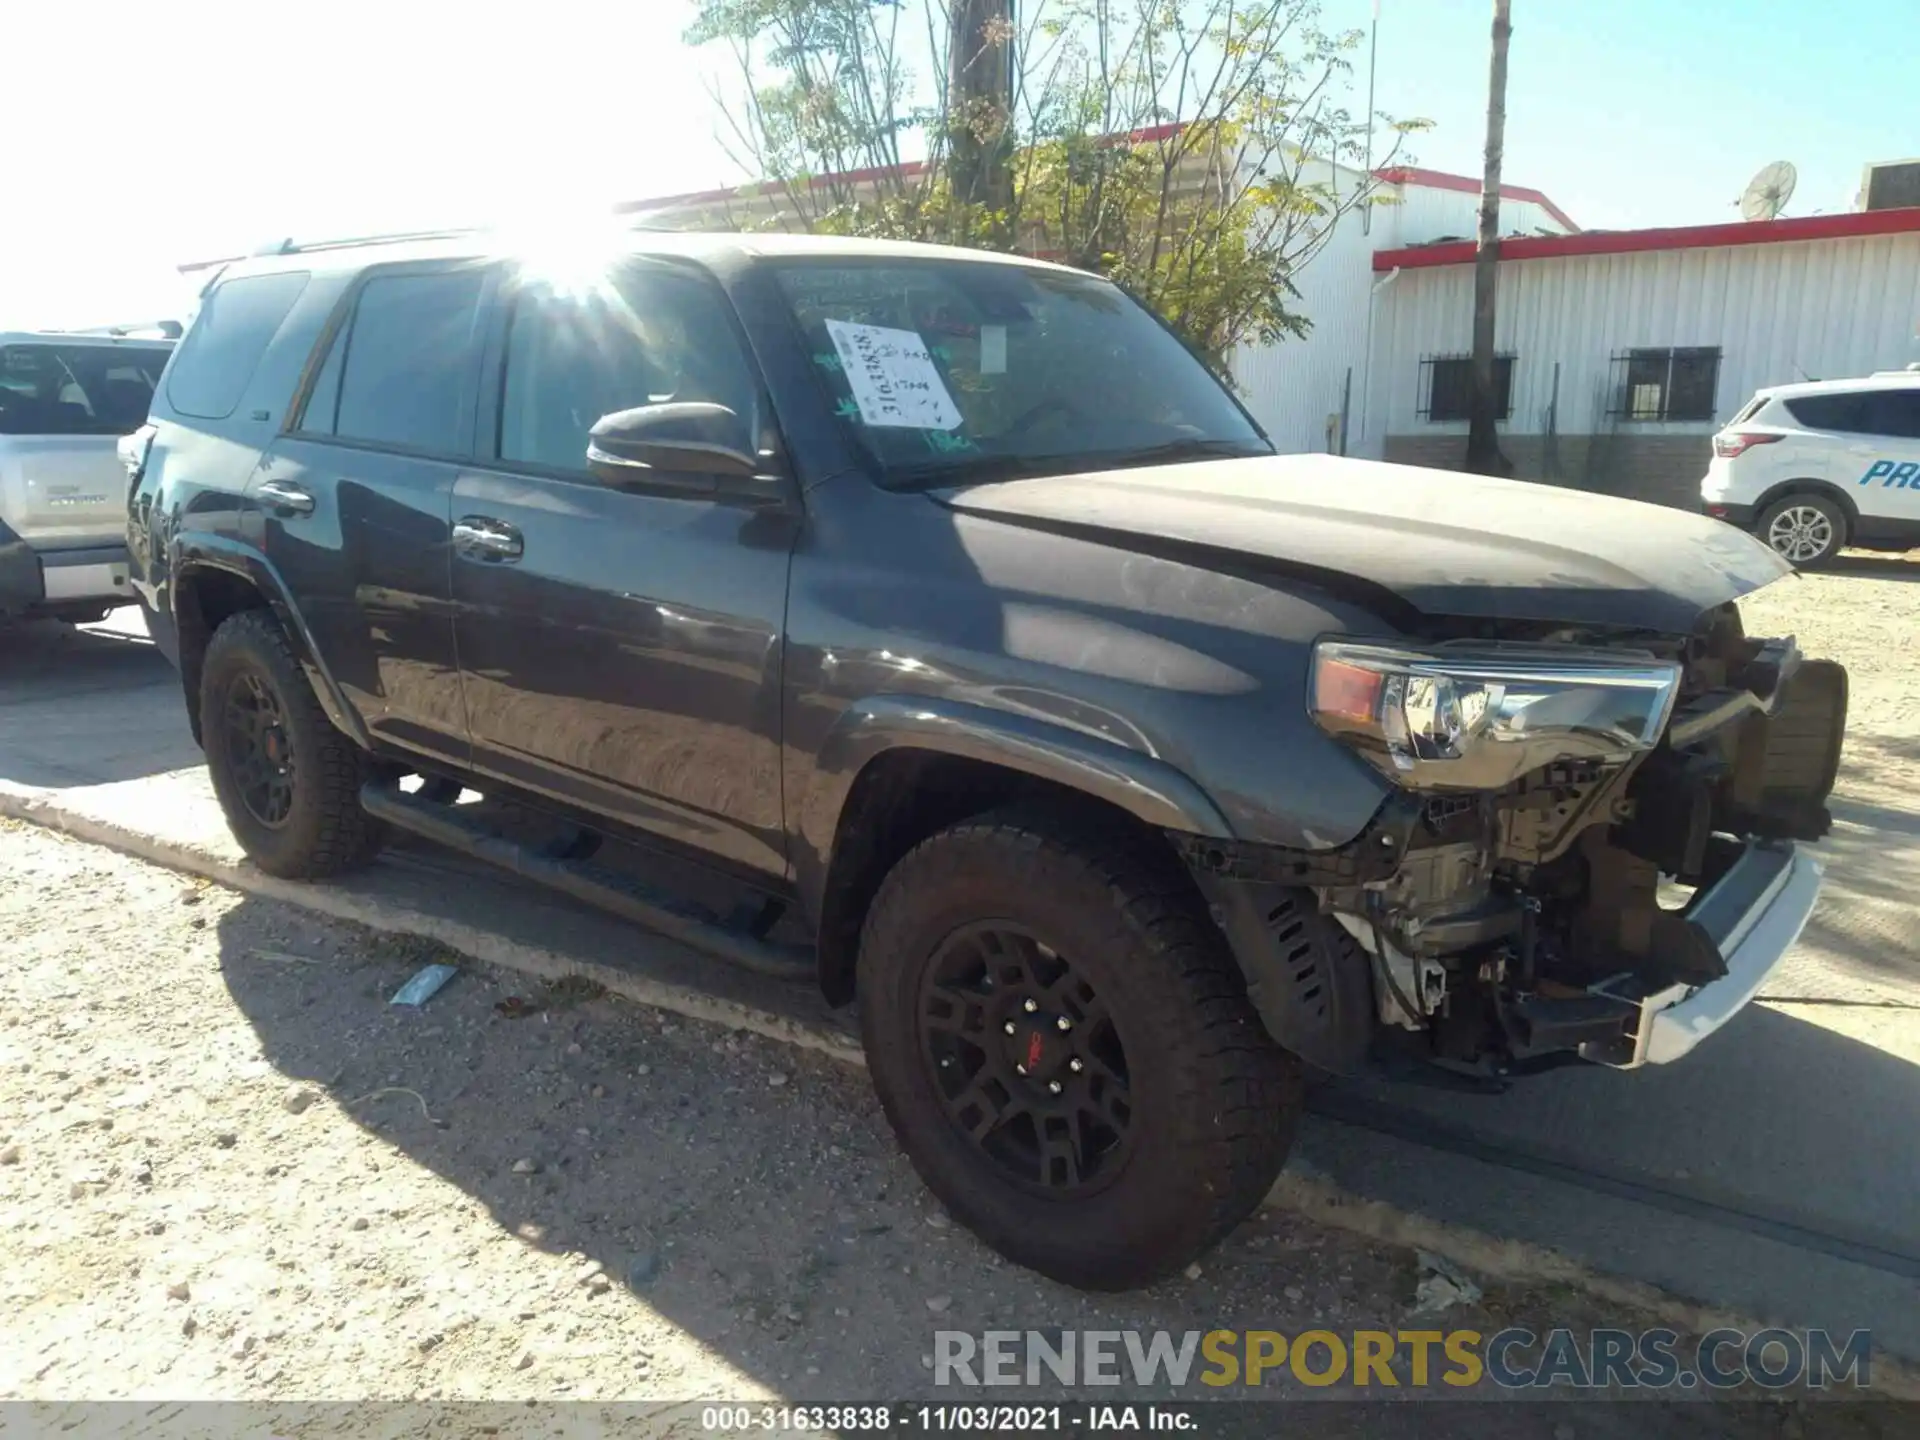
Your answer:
(586, 403), (763, 495)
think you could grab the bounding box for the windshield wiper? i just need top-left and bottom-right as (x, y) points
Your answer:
(884, 452), (1065, 490)
(1102, 437), (1274, 469)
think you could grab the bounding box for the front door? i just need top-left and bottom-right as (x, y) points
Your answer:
(449, 259), (797, 879)
(255, 263), (489, 765)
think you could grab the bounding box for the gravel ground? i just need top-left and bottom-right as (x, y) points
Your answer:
(0, 819), (1893, 1436)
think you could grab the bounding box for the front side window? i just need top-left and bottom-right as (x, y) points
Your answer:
(773, 260), (1268, 485)
(498, 262), (762, 475)
(0, 343), (171, 435)
(330, 269), (486, 455)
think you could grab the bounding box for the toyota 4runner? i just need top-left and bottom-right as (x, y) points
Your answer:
(127, 230), (1847, 1290)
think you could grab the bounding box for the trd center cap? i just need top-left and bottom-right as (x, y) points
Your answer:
(1007, 1019), (1066, 1081)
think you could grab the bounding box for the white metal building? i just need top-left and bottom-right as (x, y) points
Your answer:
(1230, 164), (1577, 454)
(1348, 208), (1920, 507)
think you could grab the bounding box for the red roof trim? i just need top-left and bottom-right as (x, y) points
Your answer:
(1372, 164), (1580, 233)
(619, 122), (1190, 216)
(1371, 206), (1920, 271)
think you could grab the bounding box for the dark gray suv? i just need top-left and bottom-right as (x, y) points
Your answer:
(127, 230), (1846, 1289)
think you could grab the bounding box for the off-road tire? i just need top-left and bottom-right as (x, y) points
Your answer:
(1758, 492), (1846, 569)
(199, 609), (385, 879)
(857, 805), (1301, 1290)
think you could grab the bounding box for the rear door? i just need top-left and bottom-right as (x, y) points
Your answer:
(1791, 387), (1920, 535)
(253, 263), (489, 765)
(0, 341), (169, 548)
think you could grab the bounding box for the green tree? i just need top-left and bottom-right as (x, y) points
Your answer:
(684, 0), (1427, 373)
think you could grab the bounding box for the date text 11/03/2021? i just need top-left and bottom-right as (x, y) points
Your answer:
(701, 1406), (1197, 1433)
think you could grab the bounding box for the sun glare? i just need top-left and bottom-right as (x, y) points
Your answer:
(491, 213), (635, 301)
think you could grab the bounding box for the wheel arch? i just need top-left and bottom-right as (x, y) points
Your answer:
(803, 697), (1233, 1005)
(172, 544), (367, 750)
(1752, 478), (1859, 529)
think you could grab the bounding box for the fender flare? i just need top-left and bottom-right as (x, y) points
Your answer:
(171, 535), (371, 750)
(802, 694), (1234, 870)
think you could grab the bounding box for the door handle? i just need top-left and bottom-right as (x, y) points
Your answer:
(256, 479), (315, 516)
(453, 516), (524, 562)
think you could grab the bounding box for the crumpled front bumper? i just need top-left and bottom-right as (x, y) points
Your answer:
(1584, 841), (1823, 1068)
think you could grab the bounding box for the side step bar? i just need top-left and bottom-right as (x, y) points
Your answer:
(359, 783), (814, 983)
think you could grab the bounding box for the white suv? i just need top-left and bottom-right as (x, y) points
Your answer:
(1701, 370), (1920, 568)
(1, 331), (173, 623)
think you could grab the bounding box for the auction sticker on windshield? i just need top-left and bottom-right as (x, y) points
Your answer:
(825, 319), (963, 431)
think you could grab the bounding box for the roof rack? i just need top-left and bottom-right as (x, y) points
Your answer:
(251, 228), (484, 258)
(52, 320), (184, 340)
(181, 216), (705, 275)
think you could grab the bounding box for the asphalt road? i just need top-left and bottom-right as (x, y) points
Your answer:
(3, 590), (1916, 1359)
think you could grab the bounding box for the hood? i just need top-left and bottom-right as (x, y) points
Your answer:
(937, 453), (1790, 634)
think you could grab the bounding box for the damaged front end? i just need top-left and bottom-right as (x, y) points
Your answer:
(1183, 603), (1846, 1082)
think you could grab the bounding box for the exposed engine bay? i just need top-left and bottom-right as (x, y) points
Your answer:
(1183, 602), (1848, 1080)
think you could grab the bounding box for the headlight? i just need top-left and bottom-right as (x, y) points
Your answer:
(1310, 641), (1682, 791)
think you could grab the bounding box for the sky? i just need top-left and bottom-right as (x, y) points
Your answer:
(3, 0), (1909, 330)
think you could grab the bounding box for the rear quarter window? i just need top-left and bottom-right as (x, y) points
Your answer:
(0, 343), (170, 436)
(1783, 393), (1867, 433)
(165, 271), (310, 420)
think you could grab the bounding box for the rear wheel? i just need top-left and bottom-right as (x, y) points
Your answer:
(200, 609), (385, 878)
(857, 805), (1301, 1290)
(1759, 493), (1845, 568)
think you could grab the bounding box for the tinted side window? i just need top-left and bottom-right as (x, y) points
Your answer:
(297, 319), (347, 436)
(334, 270), (485, 455)
(166, 272), (310, 420)
(0, 344), (169, 436)
(1862, 390), (1920, 440)
(498, 265), (760, 475)
(1784, 394), (1867, 432)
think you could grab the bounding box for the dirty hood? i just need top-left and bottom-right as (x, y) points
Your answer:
(938, 453), (1790, 633)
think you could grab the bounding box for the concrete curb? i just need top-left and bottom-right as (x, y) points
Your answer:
(10, 783), (1912, 1388)
(0, 783), (863, 1068)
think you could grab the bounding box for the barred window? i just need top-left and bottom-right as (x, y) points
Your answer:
(1611, 347), (1721, 422)
(1418, 353), (1514, 423)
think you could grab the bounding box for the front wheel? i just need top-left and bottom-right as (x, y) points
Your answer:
(200, 609), (385, 878)
(857, 806), (1301, 1290)
(1759, 493), (1846, 568)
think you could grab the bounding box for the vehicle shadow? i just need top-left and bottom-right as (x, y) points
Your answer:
(205, 896), (1390, 1412)
(0, 615), (201, 788)
(1826, 552), (1920, 582)
(1331, 1000), (1920, 1270)
(204, 897), (1818, 1430)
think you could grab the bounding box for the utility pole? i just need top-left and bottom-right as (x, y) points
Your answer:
(948, 0), (1015, 212)
(1464, 0), (1512, 476)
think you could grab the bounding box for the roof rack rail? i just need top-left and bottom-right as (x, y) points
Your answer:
(251, 228), (485, 258)
(54, 320), (184, 340)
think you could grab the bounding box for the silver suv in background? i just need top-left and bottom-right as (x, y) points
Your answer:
(1, 330), (173, 624)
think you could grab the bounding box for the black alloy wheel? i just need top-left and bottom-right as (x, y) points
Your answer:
(223, 670), (297, 827)
(919, 922), (1133, 1196)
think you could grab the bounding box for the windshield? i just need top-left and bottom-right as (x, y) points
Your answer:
(773, 260), (1269, 485)
(0, 343), (171, 436)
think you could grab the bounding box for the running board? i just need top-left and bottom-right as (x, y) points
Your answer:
(358, 782), (814, 982)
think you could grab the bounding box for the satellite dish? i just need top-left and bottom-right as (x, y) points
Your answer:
(1740, 161), (1797, 221)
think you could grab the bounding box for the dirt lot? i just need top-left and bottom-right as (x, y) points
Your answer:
(0, 818), (1897, 1437)
(2, 558), (1915, 1435)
